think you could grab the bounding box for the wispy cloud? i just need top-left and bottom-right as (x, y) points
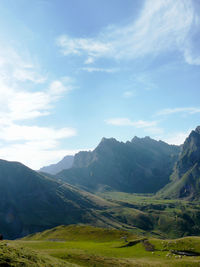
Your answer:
(0, 46), (46, 84)
(0, 46), (77, 168)
(157, 107), (200, 116)
(13, 68), (46, 84)
(56, 34), (111, 59)
(0, 123), (77, 169)
(123, 91), (135, 98)
(0, 142), (90, 170)
(105, 117), (157, 128)
(56, 0), (200, 65)
(105, 117), (163, 135)
(81, 67), (118, 73)
(0, 47), (74, 122)
(159, 130), (192, 145)
(0, 124), (76, 142)
(84, 57), (95, 64)
(0, 77), (73, 122)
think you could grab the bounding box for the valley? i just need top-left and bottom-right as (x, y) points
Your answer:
(1, 127), (200, 266)
(0, 1), (199, 266)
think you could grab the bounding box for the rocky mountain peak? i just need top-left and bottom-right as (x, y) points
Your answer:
(195, 126), (200, 134)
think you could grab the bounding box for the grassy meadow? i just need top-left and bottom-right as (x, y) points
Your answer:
(2, 192), (200, 266)
(1, 225), (200, 267)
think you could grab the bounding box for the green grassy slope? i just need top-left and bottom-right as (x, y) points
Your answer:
(22, 224), (137, 242)
(13, 225), (200, 267)
(0, 241), (78, 267)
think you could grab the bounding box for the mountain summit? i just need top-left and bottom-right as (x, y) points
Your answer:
(39, 155), (74, 175)
(56, 136), (180, 193)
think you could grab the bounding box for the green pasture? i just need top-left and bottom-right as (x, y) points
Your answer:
(7, 225), (200, 267)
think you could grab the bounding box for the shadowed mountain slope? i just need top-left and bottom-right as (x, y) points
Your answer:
(56, 137), (180, 193)
(0, 159), (115, 239)
(158, 126), (200, 200)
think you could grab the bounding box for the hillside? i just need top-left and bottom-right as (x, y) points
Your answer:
(56, 137), (180, 193)
(17, 225), (200, 267)
(0, 159), (117, 239)
(0, 241), (74, 267)
(39, 155), (74, 175)
(23, 224), (137, 241)
(158, 126), (200, 200)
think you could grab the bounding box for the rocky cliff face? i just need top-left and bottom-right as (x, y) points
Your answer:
(158, 126), (200, 200)
(57, 136), (180, 193)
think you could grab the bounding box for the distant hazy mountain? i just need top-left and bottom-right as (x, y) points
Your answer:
(39, 155), (74, 175)
(56, 136), (180, 193)
(0, 159), (112, 239)
(158, 126), (200, 200)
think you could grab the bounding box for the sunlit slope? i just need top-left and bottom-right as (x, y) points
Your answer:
(0, 241), (79, 267)
(22, 224), (137, 242)
(18, 225), (200, 267)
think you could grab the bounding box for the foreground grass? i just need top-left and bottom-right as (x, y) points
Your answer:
(13, 225), (200, 266)
(17, 239), (200, 267)
(0, 241), (78, 267)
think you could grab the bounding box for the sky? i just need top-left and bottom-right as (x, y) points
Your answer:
(0, 0), (200, 169)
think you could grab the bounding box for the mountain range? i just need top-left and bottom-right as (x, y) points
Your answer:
(55, 136), (180, 193)
(39, 155), (74, 175)
(1, 126), (200, 239)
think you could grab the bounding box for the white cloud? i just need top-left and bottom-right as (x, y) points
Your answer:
(0, 46), (46, 84)
(56, 0), (200, 65)
(81, 67), (118, 73)
(123, 91), (135, 98)
(0, 141), (91, 170)
(105, 117), (157, 128)
(49, 78), (74, 96)
(84, 57), (95, 64)
(0, 76), (73, 122)
(13, 68), (46, 84)
(0, 46), (77, 169)
(56, 34), (111, 59)
(157, 107), (200, 116)
(105, 117), (163, 135)
(0, 45), (74, 122)
(0, 123), (76, 142)
(159, 130), (191, 145)
(0, 123), (78, 169)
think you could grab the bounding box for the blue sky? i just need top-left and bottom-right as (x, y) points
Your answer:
(0, 0), (200, 169)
